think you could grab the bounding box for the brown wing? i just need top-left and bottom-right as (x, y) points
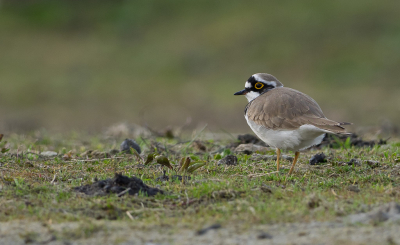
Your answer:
(246, 87), (349, 134)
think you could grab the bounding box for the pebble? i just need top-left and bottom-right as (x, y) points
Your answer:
(217, 155), (238, 166)
(309, 153), (327, 165)
(120, 139), (141, 154)
(196, 224), (221, 236)
(257, 232), (273, 239)
(365, 160), (380, 168)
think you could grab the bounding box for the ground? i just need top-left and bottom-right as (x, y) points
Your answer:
(0, 128), (399, 244)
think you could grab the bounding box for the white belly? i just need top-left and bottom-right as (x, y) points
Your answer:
(245, 115), (328, 151)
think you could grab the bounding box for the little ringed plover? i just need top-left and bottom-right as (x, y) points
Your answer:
(234, 73), (350, 175)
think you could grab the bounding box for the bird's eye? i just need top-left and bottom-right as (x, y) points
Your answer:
(255, 82), (264, 89)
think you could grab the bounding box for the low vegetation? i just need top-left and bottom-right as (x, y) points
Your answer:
(0, 129), (399, 232)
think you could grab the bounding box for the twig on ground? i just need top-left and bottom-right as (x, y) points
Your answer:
(185, 190), (189, 206)
(126, 211), (134, 221)
(331, 188), (343, 198)
(50, 174), (57, 184)
(117, 188), (131, 197)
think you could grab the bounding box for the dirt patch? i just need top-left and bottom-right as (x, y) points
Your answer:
(345, 202), (400, 224)
(74, 173), (163, 197)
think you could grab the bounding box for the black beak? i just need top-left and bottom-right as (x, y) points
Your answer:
(234, 89), (247, 95)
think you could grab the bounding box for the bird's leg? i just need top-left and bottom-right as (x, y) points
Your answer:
(288, 151), (300, 176)
(276, 148), (281, 172)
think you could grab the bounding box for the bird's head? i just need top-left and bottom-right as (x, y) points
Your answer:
(234, 73), (283, 102)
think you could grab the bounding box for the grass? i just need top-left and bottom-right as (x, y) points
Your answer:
(0, 130), (399, 230)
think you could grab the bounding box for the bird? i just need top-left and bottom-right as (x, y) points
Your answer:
(234, 73), (350, 176)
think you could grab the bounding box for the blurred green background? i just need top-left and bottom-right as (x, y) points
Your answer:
(0, 0), (399, 133)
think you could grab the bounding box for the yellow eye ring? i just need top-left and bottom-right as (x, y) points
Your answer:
(255, 82), (264, 89)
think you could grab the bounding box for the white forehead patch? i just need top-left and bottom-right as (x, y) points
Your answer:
(245, 81), (251, 88)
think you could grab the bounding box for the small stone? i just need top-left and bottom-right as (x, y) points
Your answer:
(40, 151), (58, 157)
(234, 144), (270, 155)
(155, 174), (169, 182)
(193, 141), (207, 152)
(298, 231), (308, 236)
(217, 155), (238, 166)
(365, 160), (380, 168)
(196, 224), (221, 236)
(120, 139), (141, 154)
(348, 185), (360, 193)
(348, 158), (361, 166)
(257, 232), (273, 239)
(238, 134), (261, 144)
(309, 153), (326, 165)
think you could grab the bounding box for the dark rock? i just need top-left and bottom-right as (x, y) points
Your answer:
(120, 139), (141, 154)
(217, 155), (238, 166)
(74, 173), (163, 196)
(196, 224), (221, 235)
(338, 158), (362, 166)
(238, 134), (261, 144)
(257, 232), (273, 239)
(309, 153), (327, 165)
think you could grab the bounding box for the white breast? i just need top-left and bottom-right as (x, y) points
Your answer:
(245, 115), (327, 151)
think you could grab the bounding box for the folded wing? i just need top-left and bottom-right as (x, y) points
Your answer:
(246, 87), (350, 134)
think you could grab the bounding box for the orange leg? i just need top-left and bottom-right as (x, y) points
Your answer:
(288, 151), (300, 176)
(276, 148), (281, 171)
